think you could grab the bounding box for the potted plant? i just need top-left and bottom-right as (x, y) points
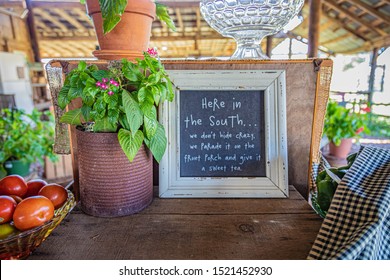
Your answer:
(0, 109), (58, 178)
(58, 50), (174, 217)
(323, 100), (369, 158)
(81, 0), (175, 60)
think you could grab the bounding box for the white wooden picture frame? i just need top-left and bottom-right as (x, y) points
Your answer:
(159, 69), (288, 198)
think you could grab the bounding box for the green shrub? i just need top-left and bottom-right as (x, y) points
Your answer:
(0, 108), (57, 177)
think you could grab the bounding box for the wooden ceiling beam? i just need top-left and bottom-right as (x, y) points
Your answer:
(51, 8), (88, 32)
(342, 35), (390, 53)
(175, 8), (185, 36)
(324, 0), (387, 36)
(39, 36), (97, 42)
(152, 34), (225, 41)
(31, 1), (84, 9)
(322, 12), (370, 41)
(155, 1), (200, 8)
(320, 18), (335, 31)
(320, 33), (350, 45)
(33, 8), (69, 32)
(347, 0), (390, 25)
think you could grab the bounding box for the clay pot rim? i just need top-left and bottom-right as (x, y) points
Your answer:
(85, 0), (156, 20)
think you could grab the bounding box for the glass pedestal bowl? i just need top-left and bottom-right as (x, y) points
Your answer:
(200, 0), (304, 59)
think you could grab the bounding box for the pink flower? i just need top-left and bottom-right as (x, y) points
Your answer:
(356, 127), (364, 134)
(147, 48), (158, 57)
(96, 81), (101, 87)
(109, 79), (119, 87)
(362, 107), (371, 113)
(108, 91), (114, 96)
(102, 78), (108, 83)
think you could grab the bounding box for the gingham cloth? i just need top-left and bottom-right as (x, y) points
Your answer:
(308, 146), (390, 260)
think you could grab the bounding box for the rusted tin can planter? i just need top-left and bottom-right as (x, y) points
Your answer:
(76, 129), (153, 217)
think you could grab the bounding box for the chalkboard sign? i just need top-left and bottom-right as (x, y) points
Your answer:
(179, 90), (266, 177)
(159, 68), (288, 198)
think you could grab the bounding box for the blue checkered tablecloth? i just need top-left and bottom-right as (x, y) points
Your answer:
(308, 146), (390, 260)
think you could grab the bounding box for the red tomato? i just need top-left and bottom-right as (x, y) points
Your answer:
(0, 196), (17, 224)
(38, 184), (68, 209)
(9, 195), (23, 204)
(26, 179), (47, 197)
(13, 196), (54, 231)
(0, 175), (28, 198)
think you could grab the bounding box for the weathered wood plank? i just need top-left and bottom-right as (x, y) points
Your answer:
(30, 211), (322, 260)
(29, 186), (322, 260)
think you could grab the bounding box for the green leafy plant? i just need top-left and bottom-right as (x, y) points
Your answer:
(312, 153), (358, 217)
(0, 109), (58, 176)
(81, 0), (176, 34)
(58, 51), (174, 163)
(323, 100), (370, 146)
(367, 114), (390, 138)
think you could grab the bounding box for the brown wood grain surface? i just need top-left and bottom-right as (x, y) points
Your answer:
(29, 186), (323, 260)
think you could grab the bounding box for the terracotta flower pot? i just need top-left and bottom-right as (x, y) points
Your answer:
(329, 138), (353, 159)
(85, 0), (155, 60)
(76, 129), (153, 217)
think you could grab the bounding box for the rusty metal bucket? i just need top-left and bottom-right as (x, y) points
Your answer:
(76, 129), (153, 217)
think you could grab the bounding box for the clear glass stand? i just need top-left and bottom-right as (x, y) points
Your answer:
(200, 0), (304, 59)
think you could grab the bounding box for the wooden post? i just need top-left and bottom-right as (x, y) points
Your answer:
(288, 37), (293, 59)
(266, 35), (273, 58)
(368, 47), (379, 106)
(308, 0), (322, 58)
(25, 0), (41, 62)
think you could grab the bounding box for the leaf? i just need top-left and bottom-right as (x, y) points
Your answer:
(156, 3), (176, 32)
(143, 106), (158, 139)
(122, 60), (141, 82)
(60, 109), (82, 125)
(118, 115), (130, 131)
(118, 129), (144, 162)
(155, 84), (166, 104)
(81, 105), (91, 122)
(69, 86), (83, 99)
(70, 75), (79, 87)
(166, 79), (175, 102)
(91, 69), (110, 81)
(104, 91), (119, 108)
(93, 98), (106, 118)
(122, 90), (143, 135)
(99, 0), (127, 34)
(145, 123), (167, 163)
(78, 61), (87, 71)
(93, 116), (117, 132)
(138, 87), (147, 103)
(79, 72), (90, 83)
(147, 72), (161, 85)
(82, 93), (95, 108)
(144, 114), (158, 140)
(108, 108), (119, 125)
(58, 84), (71, 109)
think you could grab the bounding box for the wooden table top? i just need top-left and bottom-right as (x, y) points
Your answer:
(29, 186), (323, 260)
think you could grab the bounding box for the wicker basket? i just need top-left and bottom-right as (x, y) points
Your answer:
(0, 190), (76, 260)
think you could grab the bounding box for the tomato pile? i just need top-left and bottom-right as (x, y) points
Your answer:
(0, 175), (68, 239)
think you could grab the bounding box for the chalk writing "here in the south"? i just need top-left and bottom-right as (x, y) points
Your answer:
(184, 97), (245, 128)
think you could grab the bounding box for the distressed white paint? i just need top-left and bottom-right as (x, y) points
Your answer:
(159, 70), (288, 198)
